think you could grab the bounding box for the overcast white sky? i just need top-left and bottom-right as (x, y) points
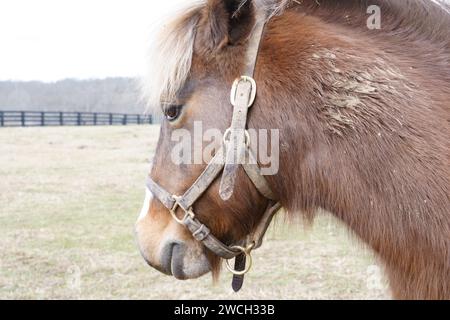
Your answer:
(0, 0), (193, 82)
(2, 0), (449, 83)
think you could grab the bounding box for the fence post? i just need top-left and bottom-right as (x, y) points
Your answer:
(59, 112), (64, 126)
(77, 113), (81, 126)
(21, 112), (26, 127)
(123, 114), (127, 125)
(94, 113), (97, 126)
(0, 111), (3, 127)
(149, 115), (153, 124)
(137, 115), (141, 125)
(109, 114), (113, 125)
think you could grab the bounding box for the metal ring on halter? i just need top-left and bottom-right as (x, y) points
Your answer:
(223, 128), (251, 148)
(230, 76), (257, 108)
(170, 196), (194, 225)
(225, 242), (256, 276)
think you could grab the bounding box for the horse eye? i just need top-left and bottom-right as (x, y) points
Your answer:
(164, 105), (183, 122)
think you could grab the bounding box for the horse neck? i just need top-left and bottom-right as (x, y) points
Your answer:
(255, 87), (450, 299)
(248, 6), (450, 299)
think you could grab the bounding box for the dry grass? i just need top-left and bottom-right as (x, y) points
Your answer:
(0, 126), (390, 300)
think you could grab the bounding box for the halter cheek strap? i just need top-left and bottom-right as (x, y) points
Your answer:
(219, 7), (268, 201)
(145, 7), (282, 292)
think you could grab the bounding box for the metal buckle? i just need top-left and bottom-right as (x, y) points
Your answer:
(225, 242), (256, 276)
(192, 224), (210, 241)
(230, 76), (257, 108)
(170, 196), (195, 225)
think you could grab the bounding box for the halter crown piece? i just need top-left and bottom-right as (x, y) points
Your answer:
(145, 7), (282, 292)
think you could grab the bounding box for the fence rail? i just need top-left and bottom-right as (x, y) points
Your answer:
(0, 111), (153, 127)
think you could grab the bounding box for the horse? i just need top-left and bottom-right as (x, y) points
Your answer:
(135, 0), (450, 300)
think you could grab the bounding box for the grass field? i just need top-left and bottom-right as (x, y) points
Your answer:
(0, 126), (390, 300)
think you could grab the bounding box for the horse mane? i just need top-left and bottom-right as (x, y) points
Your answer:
(141, 0), (290, 111)
(141, 0), (450, 112)
(141, 3), (201, 112)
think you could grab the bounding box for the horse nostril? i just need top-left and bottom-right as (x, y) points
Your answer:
(171, 243), (188, 280)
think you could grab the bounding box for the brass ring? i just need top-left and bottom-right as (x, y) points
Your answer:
(223, 128), (232, 145)
(245, 130), (251, 148)
(223, 129), (251, 148)
(225, 246), (253, 276)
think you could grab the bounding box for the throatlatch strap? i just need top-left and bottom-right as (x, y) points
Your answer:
(251, 201), (282, 249)
(242, 149), (277, 200)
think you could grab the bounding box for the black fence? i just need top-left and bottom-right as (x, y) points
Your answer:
(0, 111), (153, 127)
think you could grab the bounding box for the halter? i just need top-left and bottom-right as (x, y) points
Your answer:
(145, 8), (282, 291)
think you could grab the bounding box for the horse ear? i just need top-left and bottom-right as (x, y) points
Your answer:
(199, 0), (255, 51)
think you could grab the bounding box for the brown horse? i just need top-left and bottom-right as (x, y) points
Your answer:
(135, 0), (450, 299)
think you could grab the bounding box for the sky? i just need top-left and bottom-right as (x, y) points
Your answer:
(0, 0), (192, 82)
(2, 0), (449, 83)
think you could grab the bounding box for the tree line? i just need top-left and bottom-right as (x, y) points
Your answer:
(0, 78), (147, 114)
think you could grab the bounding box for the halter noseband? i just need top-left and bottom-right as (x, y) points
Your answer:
(145, 8), (282, 291)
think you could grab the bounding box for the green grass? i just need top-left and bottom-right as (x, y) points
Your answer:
(0, 126), (390, 299)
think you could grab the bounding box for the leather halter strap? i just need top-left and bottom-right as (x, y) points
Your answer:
(219, 7), (268, 201)
(146, 6), (281, 277)
(146, 146), (278, 260)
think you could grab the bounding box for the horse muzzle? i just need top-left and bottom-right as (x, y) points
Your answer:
(159, 241), (211, 280)
(135, 220), (212, 280)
